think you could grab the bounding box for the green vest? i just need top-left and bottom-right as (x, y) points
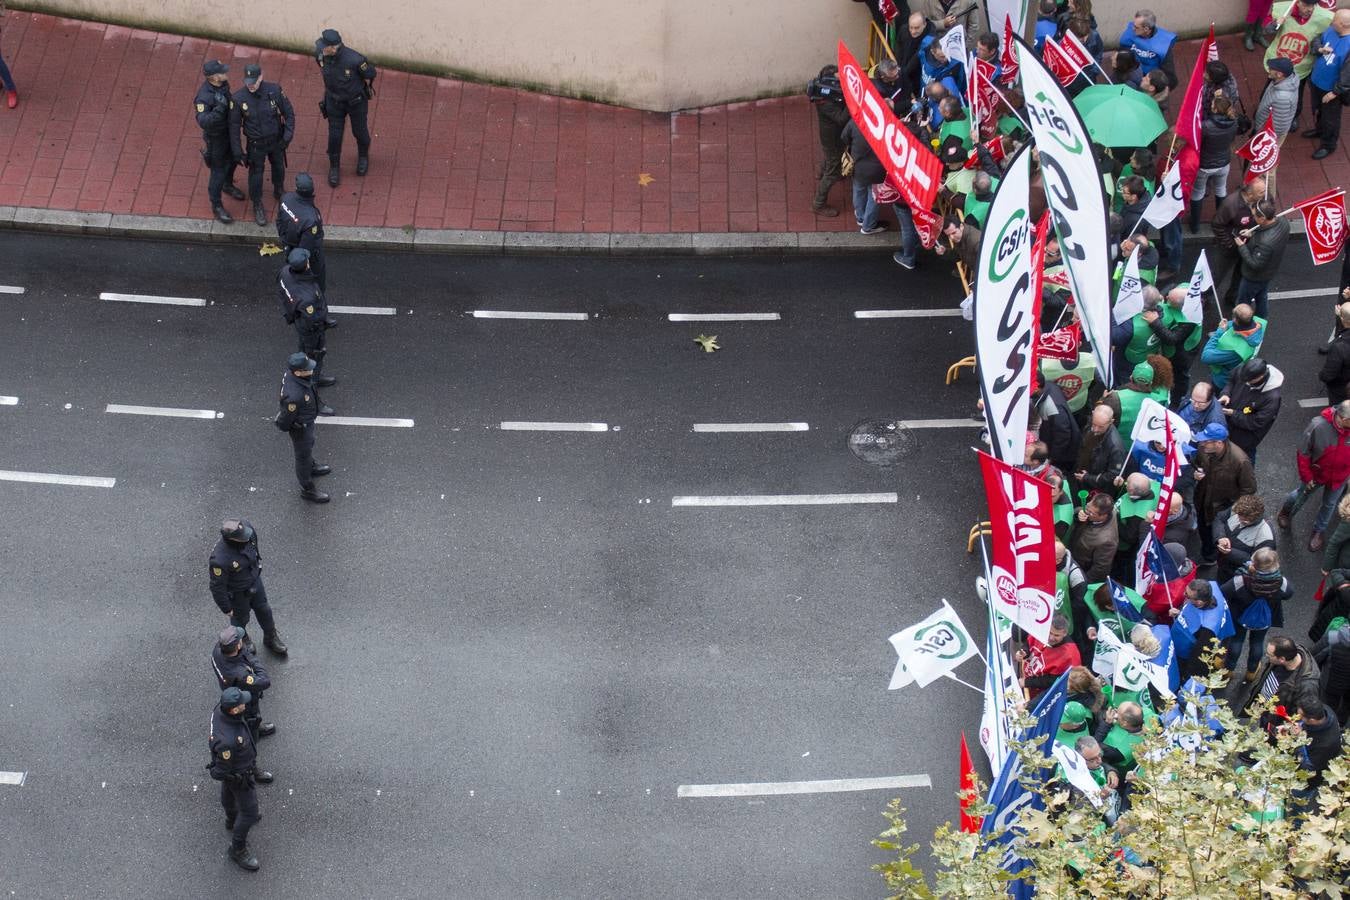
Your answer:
(1215, 317), (1268, 363)
(1102, 724), (1145, 770)
(997, 115), (1025, 139)
(963, 179), (999, 229)
(1042, 353), (1096, 413)
(1113, 259), (1157, 289)
(1266, 2), (1334, 78)
(1054, 570), (1073, 632)
(1124, 315), (1161, 365)
(1054, 490), (1075, 532)
(939, 118), (972, 150)
(1161, 304), (1203, 353)
(1116, 386), (1166, 441)
(1116, 483), (1159, 523)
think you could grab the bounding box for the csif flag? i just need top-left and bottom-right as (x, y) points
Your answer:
(887, 601), (979, 689)
(1131, 398), (1193, 459)
(1141, 163), (1185, 230)
(1182, 251), (1213, 325)
(1236, 113), (1280, 182)
(837, 41), (944, 212)
(1290, 188), (1346, 266)
(978, 450), (1057, 643)
(1111, 245), (1145, 324)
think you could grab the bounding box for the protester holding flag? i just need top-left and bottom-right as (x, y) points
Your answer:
(1217, 495), (1278, 583)
(1112, 473), (1159, 581)
(1156, 287), (1203, 403)
(1267, 0), (1334, 124)
(1018, 615), (1083, 697)
(1306, 9), (1350, 160)
(1192, 421), (1257, 565)
(1236, 635), (1319, 725)
(1234, 199), (1292, 319)
(1252, 58), (1299, 147)
(1224, 548), (1295, 682)
(1144, 543), (1196, 622)
(1208, 177), (1264, 306)
(1071, 494), (1121, 582)
(917, 0), (983, 53)
(840, 118), (888, 235)
(1280, 399), (1350, 550)
(1201, 305), (1266, 390)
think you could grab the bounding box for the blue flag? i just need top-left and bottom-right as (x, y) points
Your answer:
(1107, 577), (1145, 624)
(1143, 534), (1181, 583)
(980, 670), (1071, 897)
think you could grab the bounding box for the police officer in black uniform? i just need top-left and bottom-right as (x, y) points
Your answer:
(274, 352), (332, 504)
(209, 519), (289, 656)
(208, 686), (272, 871)
(314, 29), (376, 187)
(228, 63), (295, 226)
(212, 625), (276, 740)
(277, 172), (332, 296)
(279, 248), (338, 390)
(193, 60), (246, 223)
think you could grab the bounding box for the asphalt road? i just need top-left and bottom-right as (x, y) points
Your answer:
(0, 230), (1341, 898)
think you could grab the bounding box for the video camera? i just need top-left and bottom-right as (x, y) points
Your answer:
(806, 72), (844, 104)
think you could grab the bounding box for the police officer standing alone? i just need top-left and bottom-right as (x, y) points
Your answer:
(209, 519), (290, 655)
(279, 247), (338, 390)
(229, 63), (295, 226)
(209, 686), (272, 871)
(212, 625), (277, 740)
(277, 173), (332, 295)
(275, 352), (333, 504)
(193, 60), (246, 223)
(315, 29), (376, 187)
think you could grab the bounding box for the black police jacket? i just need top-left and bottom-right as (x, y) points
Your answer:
(209, 707), (258, 779)
(209, 531), (262, 612)
(278, 266), (326, 335)
(316, 44), (375, 103)
(229, 82), (295, 155)
(276, 193), (324, 251)
(275, 371), (319, 431)
(212, 644), (272, 697)
(194, 80), (233, 137)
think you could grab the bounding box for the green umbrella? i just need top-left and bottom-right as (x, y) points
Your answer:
(1072, 85), (1168, 148)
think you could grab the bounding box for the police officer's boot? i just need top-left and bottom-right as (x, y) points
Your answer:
(253, 203), (267, 227)
(253, 769), (275, 783)
(223, 183), (246, 201)
(318, 402), (336, 416)
(229, 843), (260, 871)
(301, 487), (331, 504)
(356, 155), (369, 176)
(213, 204), (234, 224)
(329, 159), (340, 188)
(311, 464), (332, 477)
(316, 374), (337, 387)
(263, 630), (289, 656)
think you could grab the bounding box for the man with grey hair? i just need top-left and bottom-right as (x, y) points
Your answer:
(1119, 9), (1178, 88)
(1281, 398), (1350, 550)
(1319, 303), (1350, 404)
(1151, 286), (1202, 403)
(1074, 735), (1121, 796)
(1110, 283), (1163, 377)
(963, 170), (997, 229)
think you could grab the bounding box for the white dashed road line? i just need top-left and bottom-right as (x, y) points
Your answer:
(316, 416), (415, 428)
(854, 309), (963, 318)
(0, 396), (17, 406)
(1268, 287), (1337, 300)
(677, 774), (931, 798)
(99, 292), (206, 307)
(671, 492), (898, 507)
(0, 771), (27, 786)
(106, 404), (220, 419)
(692, 422), (809, 433)
(896, 418), (983, 429)
(667, 313), (780, 322)
(0, 469), (116, 488)
(328, 305), (397, 315)
(0, 285), (24, 294)
(1299, 398), (1330, 408)
(500, 421), (610, 432)
(472, 310), (590, 320)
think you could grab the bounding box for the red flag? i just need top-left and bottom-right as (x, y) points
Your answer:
(998, 14), (1020, 86)
(978, 450), (1058, 643)
(838, 41), (944, 213)
(1319, 0), (1337, 7)
(878, 0), (899, 23)
(1059, 29), (1095, 73)
(1029, 210), (1051, 372)
(972, 58), (1000, 127)
(912, 204), (942, 249)
(1152, 419), (1181, 539)
(1236, 113), (1280, 182)
(1176, 26), (1216, 185)
(1044, 269), (1070, 289)
(963, 135), (1007, 169)
(872, 182), (903, 204)
(1042, 38), (1084, 87)
(1292, 189), (1347, 266)
(1037, 322), (1082, 361)
(959, 732), (981, 832)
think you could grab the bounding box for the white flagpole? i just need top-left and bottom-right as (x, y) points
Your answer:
(944, 672), (987, 693)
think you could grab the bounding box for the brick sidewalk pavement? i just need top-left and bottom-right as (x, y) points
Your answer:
(0, 12), (1343, 236)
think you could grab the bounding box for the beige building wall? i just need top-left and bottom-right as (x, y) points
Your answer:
(21, 0), (1253, 111)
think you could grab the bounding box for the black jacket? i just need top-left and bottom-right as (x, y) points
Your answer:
(841, 121), (886, 186)
(315, 44), (376, 104)
(229, 82), (295, 155)
(1312, 622), (1350, 711)
(275, 370), (319, 431)
(208, 707), (258, 780)
(193, 79), (232, 137)
(1079, 427), (1126, 491)
(277, 192), (324, 251)
(278, 265), (326, 333)
(208, 530), (262, 613)
(1222, 361), (1284, 458)
(1237, 217), (1291, 282)
(1036, 383), (1082, 472)
(1199, 112), (1238, 170)
(1320, 328), (1350, 404)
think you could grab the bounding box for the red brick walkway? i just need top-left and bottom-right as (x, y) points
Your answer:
(0, 12), (1343, 234)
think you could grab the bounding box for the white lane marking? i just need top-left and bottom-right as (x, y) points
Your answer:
(328, 305), (396, 315)
(0, 771), (27, 786)
(0, 469), (116, 488)
(854, 309), (963, 318)
(500, 421), (609, 432)
(0, 396), (17, 406)
(99, 292), (205, 307)
(316, 416), (415, 428)
(472, 310), (590, 321)
(106, 404), (219, 419)
(1268, 287), (1337, 300)
(1299, 398), (1329, 408)
(896, 418), (983, 429)
(668, 312), (780, 322)
(672, 492), (898, 507)
(692, 422), (809, 433)
(677, 774), (931, 798)
(0, 285), (24, 294)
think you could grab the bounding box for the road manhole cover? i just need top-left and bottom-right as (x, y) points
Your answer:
(848, 420), (916, 467)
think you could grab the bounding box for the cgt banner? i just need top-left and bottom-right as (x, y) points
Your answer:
(975, 146), (1036, 464)
(978, 450), (1056, 644)
(1016, 35), (1113, 386)
(838, 41), (944, 213)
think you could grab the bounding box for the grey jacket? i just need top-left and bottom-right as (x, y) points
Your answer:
(1253, 73), (1300, 137)
(1237, 216), (1291, 282)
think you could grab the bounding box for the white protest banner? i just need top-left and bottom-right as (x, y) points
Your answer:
(1052, 743), (1105, 808)
(1130, 398), (1194, 450)
(940, 28), (968, 85)
(1016, 35), (1113, 386)
(1141, 163), (1185, 231)
(1182, 251), (1212, 325)
(888, 601), (979, 689)
(1116, 644), (1175, 699)
(987, 0), (1028, 40)
(980, 617), (1019, 770)
(974, 146), (1036, 464)
(1111, 246), (1144, 325)
(1092, 624), (1123, 679)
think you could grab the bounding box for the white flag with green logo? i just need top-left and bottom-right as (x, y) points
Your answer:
(888, 601), (978, 689)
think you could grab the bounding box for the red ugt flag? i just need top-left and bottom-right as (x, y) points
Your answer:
(1042, 38), (1084, 87)
(912, 204), (942, 249)
(999, 14), (1020, 86)
(878, 0), (899, 23)
(1176, 27), (1216, 157)
(1293, 189), (1347, 266)
(1236, 113), (1280, 182)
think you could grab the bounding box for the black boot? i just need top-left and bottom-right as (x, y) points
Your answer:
(311, 464), (332, 477)
(325, 317), (339, 329)
(253, 204), (267, 226)
(315, 374), (337, 387)
(257, 722), (277, 737)
(253, 770), (274, 783)
(223, 184), (246, 200)
(224, 816), (235, 831)
(1188, 203), (1202, 234)
(301, 487), (330, 504)
(263, 630), (289, 656)
(329, 164), (340, 188)
(212, 204), (233, 224)
(1243, 23), (1255, 51)
(318, 403), (335, 416)
(356, 155), (369, 176)
(229, 843), (260, 871)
